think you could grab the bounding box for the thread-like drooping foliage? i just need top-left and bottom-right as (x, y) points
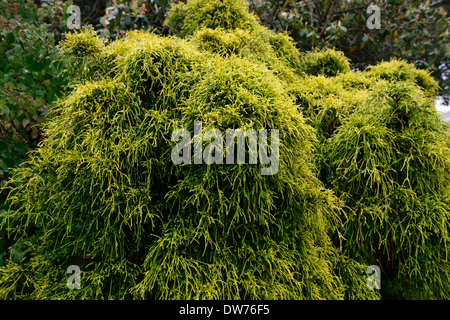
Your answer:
(190, 28), (301, 79)
(297, 48), (352, 77)
(292, 53), (450, 299)
(164, 0), (261, 37)
(166, 0), (302, 84)
(0, 9), (379, 298)
(3, 0), (446, 301)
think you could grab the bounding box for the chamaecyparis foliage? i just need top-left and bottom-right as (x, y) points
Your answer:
(293, 58), (450, 299)
(1, 0), (448, 300)
(0, 2), (358, 299)
(167, 6), (449, 299)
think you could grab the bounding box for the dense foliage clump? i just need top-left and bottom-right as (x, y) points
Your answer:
(0, 0), (448, 300)
(292, 53), (450, 299)
(297, 48), (351, 77)
(0, 10), (375, 299)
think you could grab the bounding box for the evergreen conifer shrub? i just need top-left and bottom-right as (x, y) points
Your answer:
(292, 54), (450, 299)
(324, 78), (450, 299)
(2, 0), (446, 300)
(0, 5), (377, 298)
(297, 48), (351, 77)
(164, 0), (261, 37)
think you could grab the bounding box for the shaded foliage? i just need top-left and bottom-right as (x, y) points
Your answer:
(0, 0), (69, 265)
(95, 0), (172, 39)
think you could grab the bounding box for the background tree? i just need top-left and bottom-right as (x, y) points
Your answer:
(248, 0), (450, 101)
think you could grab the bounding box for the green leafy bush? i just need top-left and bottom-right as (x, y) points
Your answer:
(364, 59), (440, 95)
(0, 0), (69, 265)
(95, 0), (172, 39)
